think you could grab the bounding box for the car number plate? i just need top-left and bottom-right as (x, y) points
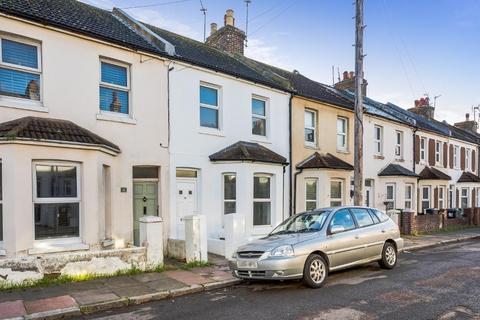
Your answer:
(237, 260), (258, 269)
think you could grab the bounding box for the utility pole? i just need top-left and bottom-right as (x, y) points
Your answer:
(354, 0), (364, 206)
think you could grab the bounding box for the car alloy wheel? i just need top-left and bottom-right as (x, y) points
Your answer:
(303, 254), (328, 288)
(379, 242), (397, 269)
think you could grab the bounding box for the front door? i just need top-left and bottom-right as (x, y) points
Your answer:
(133, 181), (158, 246)
(176, 179), (197, 239)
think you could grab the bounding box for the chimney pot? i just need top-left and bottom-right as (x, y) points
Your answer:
(349, 71), (355, 79)
(343, 71), (349, 80)
(224, 9), (235, 26)
(210, 22), (217, 35)
(414, 99), (420, 107)
(466, 113), (470, 121)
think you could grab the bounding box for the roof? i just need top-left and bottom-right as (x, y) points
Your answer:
(209, 141), (287, 165)
(296, 152), (354, 170)
(378, 163), (419, 177)
(457, 171), (480, 183)
(0, 116), (120, 153)
(0, 0), (163, 55)
(418, 167), (451, 180)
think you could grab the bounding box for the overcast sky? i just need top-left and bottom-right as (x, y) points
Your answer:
(83, 0), (480, 123)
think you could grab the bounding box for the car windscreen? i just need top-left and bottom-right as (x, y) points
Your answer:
(270, 210), (331, 235)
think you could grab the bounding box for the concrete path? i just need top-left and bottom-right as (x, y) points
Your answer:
(0, 228), (478, 319)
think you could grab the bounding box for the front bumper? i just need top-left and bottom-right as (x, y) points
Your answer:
(229, 255), (307, 280)
(395, 237), (405, 252)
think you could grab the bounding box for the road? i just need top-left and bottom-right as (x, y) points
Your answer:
(77, 240), (480, 320)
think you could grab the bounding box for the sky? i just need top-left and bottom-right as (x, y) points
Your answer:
(82, 0), (480, 123)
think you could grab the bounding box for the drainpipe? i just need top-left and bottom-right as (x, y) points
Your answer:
(160, 61), (174, 149)
(412, 128), (418, 172)
(292, 168), (303, 215)
(288, 94), (293, 216)
(282, 165), (286, 221)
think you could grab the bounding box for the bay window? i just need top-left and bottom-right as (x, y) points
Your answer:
(405, 184), (413, 209)
(386, 184), (395, 210)
(305, 178), (318, 211)
(253, 174), (272, 226)
(461, 188), (469, 209)
(199, 84), (219, 129)
(223, 173), (236, 214)
(330, 179), (343, 207)
(337, 117), (347, 151)
(449, 185), (455, 208)
(439, 186), (445, 209)
(421, 186), (431, 213)
(100, 60), (130, 115)
(0, 36), (41, 102)
(252, 97), (267, 136)
(304, 110), (316, 146)
(33, 163), (80, 240)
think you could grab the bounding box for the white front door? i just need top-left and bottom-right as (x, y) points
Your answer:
(176, 179), (197, 239)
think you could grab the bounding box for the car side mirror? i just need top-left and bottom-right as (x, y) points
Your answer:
(330, 225), (345, 234)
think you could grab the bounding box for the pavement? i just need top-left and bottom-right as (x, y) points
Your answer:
(0, 228), (478, 320)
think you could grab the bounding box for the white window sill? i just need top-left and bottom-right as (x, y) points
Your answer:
(0, 97), (48, 113)
(337, 149), (349, 154)
(250, 136), (271, 144)
(96, 113), (137, 125)
(304, 143), (318, 150)
(0, 248), (5, 256)
(28, 241), (89, 255)
(198, 128), (225, 137)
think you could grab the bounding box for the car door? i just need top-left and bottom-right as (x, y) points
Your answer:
(350, 208), (383, 260)
(324, 209), (363, 269)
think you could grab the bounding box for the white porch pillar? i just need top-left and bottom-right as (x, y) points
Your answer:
(184, 215), (207, 262)
(139, 216), (164, 267)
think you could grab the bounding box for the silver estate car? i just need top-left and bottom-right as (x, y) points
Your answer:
(230, 206), (403, 288)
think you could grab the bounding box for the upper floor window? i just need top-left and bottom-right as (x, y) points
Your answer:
(435, 141), (442, 165)
(395, 131), (403, 158)
(374, 125), (383, 156)
(337, 117), (347, 151)
(454, 146), (460, 168)
(304, 110), (316, 146)
(466, 148), (471, 171)
(100, 60), (129, 115)
(199, 84), (219, 129)
(252, 97), (267, 136)
(0, 37), (41, 102)
(420, 137), (427, 162)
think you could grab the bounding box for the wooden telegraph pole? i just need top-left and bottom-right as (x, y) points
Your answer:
(354, 0), (364, 206)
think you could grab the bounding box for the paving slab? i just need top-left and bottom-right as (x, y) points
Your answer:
(164, 270), (212, 286)
(0, 300), (26, 319)
(111, 285), (156, 298)
(20, 286), (67, 302)
(145, 276), (186, 291)
(0, 290), (23, 303)
(102, 276), (140, 288)
(70, 288), (119, 306)
(64, 278), (106, 291)
(131, 272), (167, 283)
(24, 295), (77, 314)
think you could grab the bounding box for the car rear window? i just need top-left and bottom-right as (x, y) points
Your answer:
(350, 208), (375, 227)
(371, 209), (390, 222)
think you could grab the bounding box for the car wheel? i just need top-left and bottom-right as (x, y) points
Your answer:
(378, 242), (397, 269)
(302, 254), (328, 288)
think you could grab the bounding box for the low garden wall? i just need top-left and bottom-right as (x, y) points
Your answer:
(400, 208), (480, 235)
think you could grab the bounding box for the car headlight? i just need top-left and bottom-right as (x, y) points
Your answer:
(270, 245), (294, 257)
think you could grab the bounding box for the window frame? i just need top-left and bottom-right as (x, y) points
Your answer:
(328, 209), (357, 234)
(449, 185), (455, 208)
(386, 183), (396, 210)
(420, 137), (427, 162)
(99, 58), (131, 117)
(438, 186), (445, 209)
(0, 34), (43, 104)
(466, 148), (471, 171)
(253, 173), (272, 227)
(454, 146), (460, 168)
(373, 125), (383, 156)
(395, 130), (403, 159)
(330, 179), (344, 207)
(32, 161), (82, 242)
(405, 183), (413, 209)
(349, 208), (375, 228)
(222, 173), (236, 215)
(435, 141), (442, 165)
(199, 82), (221, 130)
(304, 109), (317, 147)
(305, 178), (318, 211)
(421, 185), (431, 213)
(460, 187), (469, 209)
(251, 95), (268, 138)
(336, 117), (348, 151)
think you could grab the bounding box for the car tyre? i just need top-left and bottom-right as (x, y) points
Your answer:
(302, 254), (328, 288)
(378, 242), (397, 269)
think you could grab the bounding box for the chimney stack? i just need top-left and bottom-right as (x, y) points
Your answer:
(206, 9), (246, 55)
(408, 97), (435, 119)
(454, 113), (478, 133)
(334, 70), (367, 96)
